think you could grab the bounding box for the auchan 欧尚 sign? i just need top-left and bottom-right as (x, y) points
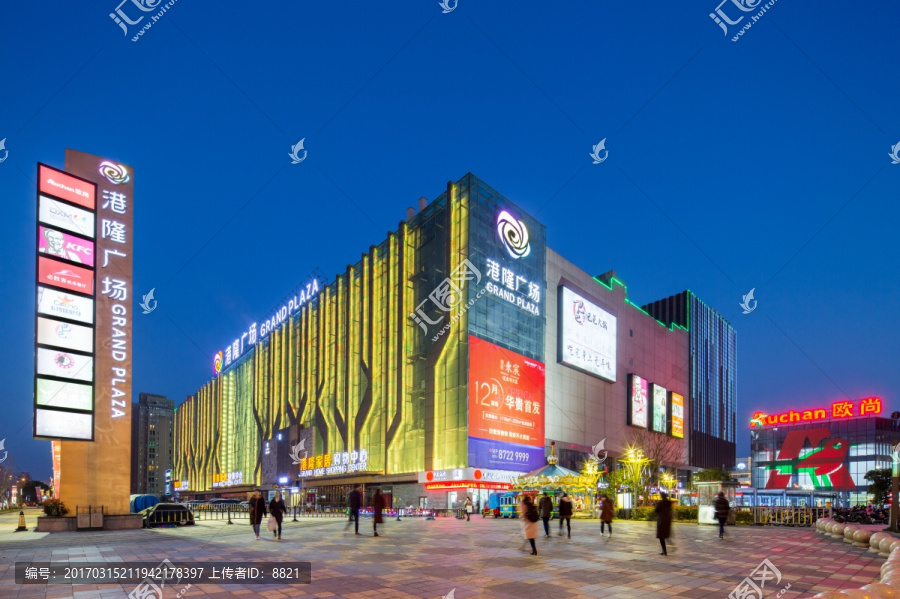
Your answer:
(750, 397), (883, 428)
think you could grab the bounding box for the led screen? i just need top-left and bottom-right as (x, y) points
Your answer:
(628, 374), (648, 428)
(651, 383), (668, 433)
(38, 226), (94, 265)
(38, 196), (95, 238)
(35, 378), (94, 411)
(37, 286), (94, 324)
(38, 164), (96, 209)
(558, 287), (616, 382)
(36, 317), (94, 353)
(38, 256), (94, 295)
(36, 347), (93, 382)
(35, 408), (92, 440)
(671, 392), (684, 438)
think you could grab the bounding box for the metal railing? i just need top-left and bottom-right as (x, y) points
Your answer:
(752, 506), (831, 526)
(186, 504), (469, 522)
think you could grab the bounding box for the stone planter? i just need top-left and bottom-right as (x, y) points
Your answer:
(36, 516), (76, 532)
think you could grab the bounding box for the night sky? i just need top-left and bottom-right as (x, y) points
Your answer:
(1, 1), (897, 479)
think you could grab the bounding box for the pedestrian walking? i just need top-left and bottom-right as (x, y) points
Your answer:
(557, 492), (573, 538)
(249, 489), (267, 540)
(538, 491), (553, 537)
(372, 488), (385, 537)
(714, 492), (730, 539)
(520, 495), (540, 555)
(464, 496), (473, 521)
(344, 484), (362, 535)
(655, 492), (673, 556)
(268, 490), (286, 540)
(600, 495), (614, 537)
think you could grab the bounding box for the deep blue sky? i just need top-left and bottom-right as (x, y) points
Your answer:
(1, 2), (897, 479)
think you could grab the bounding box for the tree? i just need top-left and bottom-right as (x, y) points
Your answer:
(624, 428), (687, 488)
(692, 468), (734, 486)
(865, 468), (891, 505)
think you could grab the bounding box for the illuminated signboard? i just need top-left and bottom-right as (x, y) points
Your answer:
(36, 348), (93, 382)
(51, 441), (61, 499)
(468, 335), (546, 472)
(651, 383), (668, 433)
(211, 471), (244, 487)
(760, 427), (855, 490)
(38, 256), (94, 295)
(750, 397), (883, 428)
(37, 317), (94, 353)
(39, 164), (95, 209)
(558, 286), (616, 382)
(37, 287), (94, 325)
(217, 275), (323, 373)
(417, 468), (518, 485)
(35, 378), (93, 411)
(482, 258), (541, 316)
(298, 449), (369, 477)
(35, 408), (92, 440)
(628, 374), (648, 428)
(38, 196), (95, 238)
(670, 392), (685, 438)
(38, 226), (94, 265)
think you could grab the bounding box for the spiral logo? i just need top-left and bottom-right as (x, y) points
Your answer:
(736, 0), (763, 8)
(98, 161), (130, 185)
(214, 351), (223, 375)
(496, 210), (530, 259)
(136, 0), (164, 8)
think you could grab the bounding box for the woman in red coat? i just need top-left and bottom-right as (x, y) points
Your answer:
(372, 488), (385, 537)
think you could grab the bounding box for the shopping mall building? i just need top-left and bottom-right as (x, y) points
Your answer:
(748, 397), (898, 506)
(173, 174), (736, 509)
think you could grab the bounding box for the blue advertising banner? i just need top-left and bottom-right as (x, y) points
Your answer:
(468, 436), (544, 472)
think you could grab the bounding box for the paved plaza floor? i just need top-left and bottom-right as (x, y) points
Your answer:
(0, 508), (887, 598)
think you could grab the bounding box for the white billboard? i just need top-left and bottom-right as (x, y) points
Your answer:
(651, 383), (668, 433)
(37, 286), (94, 324)
(35, 408), (92, 440)
(37, 317), (94, 353)
(35, 378), (94, 411)
(36, 348), (93, 382)
(558, 286), (617, 382)
(38, 196), (95, 238)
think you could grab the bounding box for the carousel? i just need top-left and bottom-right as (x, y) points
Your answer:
(510, 442), (604, 517)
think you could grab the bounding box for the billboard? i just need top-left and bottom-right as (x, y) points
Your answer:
(651, 384), (668, 433)
(671, 392), (684, 438)
(37, 286), (94, 324)
(38, 163), (96, 210)
(762, 427), (855, 490)
(35, 408), (92, 440)
(38, 226), (94, 265)
(35, 378), (93, 411)
(36, 348), (93, 382)
(38, 256), (94, 295)
(37, 317), (94, 353)
(38, 196), (95, 238)
(628, 374), (648, 428)
(51, 441), (61, 499)
(468, 335), (545, 471)
(558, 286), (617, 382)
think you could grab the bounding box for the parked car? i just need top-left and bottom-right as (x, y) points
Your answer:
(140, 503), (195, 528)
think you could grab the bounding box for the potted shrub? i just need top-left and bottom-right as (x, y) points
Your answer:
(37, 499), (74, 532)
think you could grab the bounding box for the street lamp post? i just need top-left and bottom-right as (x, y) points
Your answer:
(621, 447), (650, 512)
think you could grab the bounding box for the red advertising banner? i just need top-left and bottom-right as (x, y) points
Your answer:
(763, 427), (855, 490)
(38, 256), (94, 295)
(468, 335), (545, 447)
(39, 164), (95, 209)
(38, 226), (94, 265)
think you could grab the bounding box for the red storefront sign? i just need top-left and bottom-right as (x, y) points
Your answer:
(39, 164), (96, 210)
(751, 397), (882, 428)
(38, 256), (94, 295)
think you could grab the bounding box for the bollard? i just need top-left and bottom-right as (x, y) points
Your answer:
(227, 507), (233, 525)
(15, 511), (27, 532)
(293, 506), (298, 522)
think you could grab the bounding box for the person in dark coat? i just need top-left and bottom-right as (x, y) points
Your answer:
(249, 489), (267, 540)
(268, 490), (286, 540)
(714, 492), (730, 539)
(557, 492), (573, 538)
(655, 492), (673, 555)
(600, 495), (614, 537)
(538, 492), (553, 538)
(372, 488), (385, 537)
(344, 484), (362, 535)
